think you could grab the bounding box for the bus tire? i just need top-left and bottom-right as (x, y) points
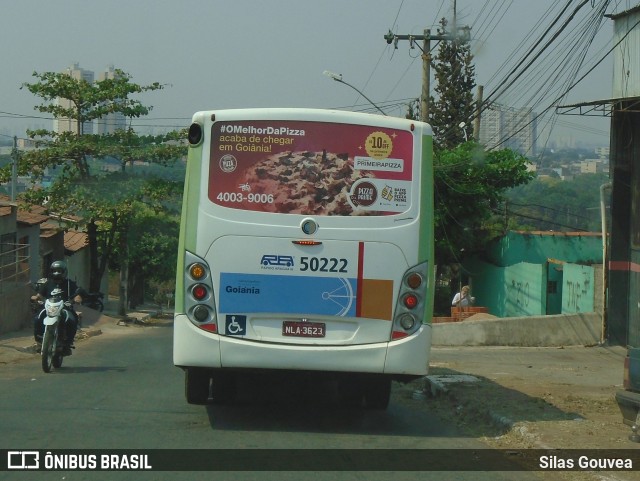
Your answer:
(363, 376), (391, 410)
(185, 368), (211, 404)
(211, 371), (237, 405)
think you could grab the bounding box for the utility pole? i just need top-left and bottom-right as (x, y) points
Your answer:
(473, 85), (484, 141)
(10, 136), (18, 201)
(384, 25), (470, 123)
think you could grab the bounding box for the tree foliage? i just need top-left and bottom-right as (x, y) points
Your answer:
(430, 18), (476, 151)
(2, 69), (187, 314)
(505, 173), (610, 232)
(434, 142), (534, 266)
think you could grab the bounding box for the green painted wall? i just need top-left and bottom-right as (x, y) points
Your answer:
(466, 259), (546, 317)
(483, 232), (602, 266)
(463, 231), (602, 318)
(562, 263), (595, 314)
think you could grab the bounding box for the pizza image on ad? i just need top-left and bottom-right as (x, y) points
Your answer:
(209, 120), (413, 216)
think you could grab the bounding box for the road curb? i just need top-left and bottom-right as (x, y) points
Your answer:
(421, 374), (520, 434)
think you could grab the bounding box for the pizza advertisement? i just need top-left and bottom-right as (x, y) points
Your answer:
(208, 120), (414, 216)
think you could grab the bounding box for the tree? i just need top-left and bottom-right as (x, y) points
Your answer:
(0, 69), (186, 314)
(434, 142), (533, 263)
(430, 143), (533, 314)
(505, 173), (610, 232)
(430, 18), (476, 151)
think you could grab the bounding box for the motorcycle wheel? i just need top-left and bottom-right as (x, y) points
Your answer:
(41, 327), (55, 373)
(53, 353), (64, 368)
(95, 300), (104, 312)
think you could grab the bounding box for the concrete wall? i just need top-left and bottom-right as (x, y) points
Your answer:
(0, 284), (32, 335)
(465, 256), (602, 319)
(466, 260), (547, 318)
(504, 262), (546, 317)
(432, 312), (602, 347)
(0, 207), (17, 235)
(66, 248), (90, 291)
(17, 223), (41, 283)
(483, 231), (603, 266)
(562, 263), (594, 314)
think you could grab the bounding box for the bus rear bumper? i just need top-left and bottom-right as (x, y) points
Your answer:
(173, 314), (430, 376)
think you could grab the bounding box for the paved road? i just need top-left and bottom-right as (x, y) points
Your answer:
(0, 322), (545, 481)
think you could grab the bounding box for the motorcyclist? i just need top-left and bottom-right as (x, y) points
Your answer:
(33, 260), (83, 355)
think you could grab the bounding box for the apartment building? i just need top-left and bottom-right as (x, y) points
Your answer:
(95, 65), (126, 135)
(54, 64), (125, 136)
(479, 105), (537, 156)
(54, 64), (94, 135)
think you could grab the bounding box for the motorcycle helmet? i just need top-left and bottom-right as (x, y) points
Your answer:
(50, 260), (68, 282)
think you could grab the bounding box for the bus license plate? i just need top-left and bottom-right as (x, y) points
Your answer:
(282, 321), (326, 338)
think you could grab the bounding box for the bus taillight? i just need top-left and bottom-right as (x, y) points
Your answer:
(198, 322), (217, 333)
(391, 261), (429, 339)
(189, 263), (206, 280)
(399, 313), (416, 330)
(193, 305), (210, 322)
(183, 251), (217, 329)
(403, 294), (419, 309)
(192, 284), (208, 301)
(406, 273), (423, 289)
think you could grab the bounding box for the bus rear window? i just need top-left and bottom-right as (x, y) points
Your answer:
(208, 120), (414, 216)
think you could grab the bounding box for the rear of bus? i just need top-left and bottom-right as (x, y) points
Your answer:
(174, 108), (434, 408)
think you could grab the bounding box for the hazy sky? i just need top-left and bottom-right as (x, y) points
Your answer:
(0, 0), (633, 148)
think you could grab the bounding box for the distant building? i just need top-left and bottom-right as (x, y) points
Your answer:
(95, 66), (126, 135)
(54, 64), (94, 135)
(54, 64), (127, 136)
(580, 160), (599, 174)
(479, 105), (537, 156)
(595, 146), (609, 159)
(16, 138), (37, 150)
(579, 159), (608, 174)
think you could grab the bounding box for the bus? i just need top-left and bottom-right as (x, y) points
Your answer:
(173, 108), (434, 409)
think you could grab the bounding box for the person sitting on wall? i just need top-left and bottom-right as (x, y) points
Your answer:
(452, 285), (475, 308)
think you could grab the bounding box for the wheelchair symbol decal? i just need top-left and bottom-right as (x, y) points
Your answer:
(225, 315), (247, 336)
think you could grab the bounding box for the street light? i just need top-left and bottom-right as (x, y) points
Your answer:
(459, 121), (468, 142)
(323, 70), (387, 116)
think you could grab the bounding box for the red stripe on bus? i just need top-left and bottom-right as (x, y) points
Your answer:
(609, 261), (640, 272)
(356, 242), (365, 317)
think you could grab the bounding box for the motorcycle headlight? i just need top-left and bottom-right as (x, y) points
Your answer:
(46, 305), (62, 317)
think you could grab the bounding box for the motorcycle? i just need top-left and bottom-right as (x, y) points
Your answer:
(38, 287), (73, 373)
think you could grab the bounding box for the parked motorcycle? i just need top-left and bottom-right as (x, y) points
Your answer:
(38, 287), (73, 373)
(79, 289), (104, 312)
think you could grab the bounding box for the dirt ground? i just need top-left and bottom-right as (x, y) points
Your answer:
(395, 345), (640, 480)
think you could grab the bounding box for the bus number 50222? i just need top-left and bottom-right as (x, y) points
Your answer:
(299, 256), (348, 273)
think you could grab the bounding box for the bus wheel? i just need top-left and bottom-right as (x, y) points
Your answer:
(363, 377), (391, 410)
(185, 368), (211, 404)
(211, 371), (237, 405)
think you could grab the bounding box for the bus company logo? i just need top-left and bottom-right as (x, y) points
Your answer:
(350, 181), (377, 207)
(8, 451), (39, 469)
(219, 154), (237, 173)
(260, 254), (294, 270)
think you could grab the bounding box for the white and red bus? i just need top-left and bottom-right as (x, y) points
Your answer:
(173, 108), (434, 409)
